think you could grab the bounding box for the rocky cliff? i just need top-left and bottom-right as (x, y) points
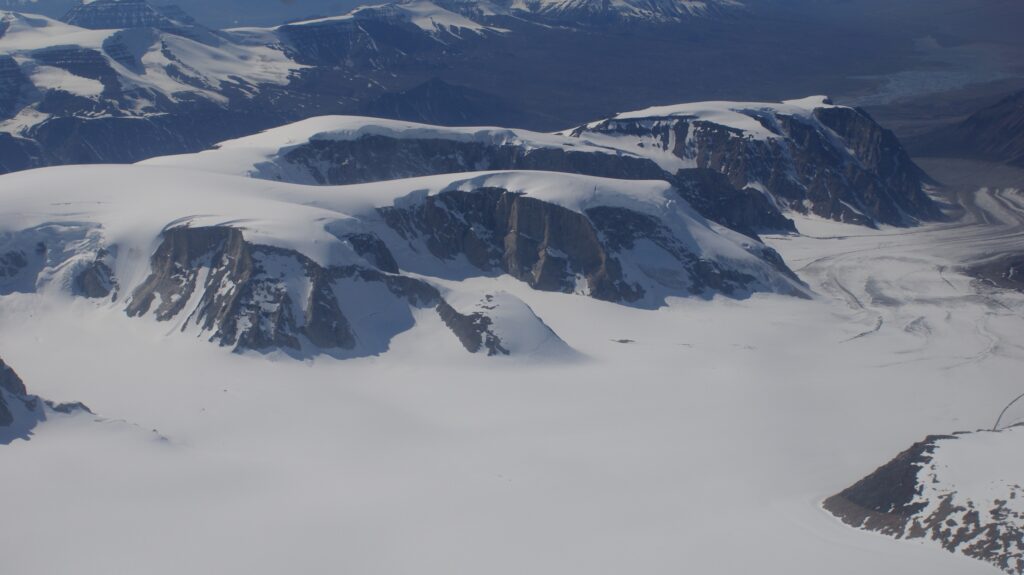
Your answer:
(0, 165), (808, 357)
(569, 98), (939, 227)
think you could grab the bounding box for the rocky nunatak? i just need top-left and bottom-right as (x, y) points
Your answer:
(0, 357), (91, 441)
(825, 428), (1024, 574)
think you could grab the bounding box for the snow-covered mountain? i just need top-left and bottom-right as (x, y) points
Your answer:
(566, 96), (939, 227)
(63, 0), (203, 33)
(146, 96), (936, 230)
(7, 0), (744, 27)
(0, 164), (806, 357)
(913, 89), (1024, 169)
(143, 113), (794, 237)
(0, 0), (943, 192)
(0, 7), (306, 169)
(826, 426), (1024, 574)
(0, 1), (519, 170)
(436, 0), (744, 25)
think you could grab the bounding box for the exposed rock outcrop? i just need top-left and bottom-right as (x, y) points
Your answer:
(966, 255), (1024, 293)
(123, 222), (581, 356)
(380, 187), (798, 304)
(571, 101), (939, 227)
(437, 299), (509, 356)
(825, 429), (1024, 574)
(0, 166), (806, 358)
(0, 356), (26, 397)
(439, 291), (576, 358)
(127, 226), (358, 352)
(0, 356), (92, 442)
(269, 133), (794, 238)
(118, 178), (803, 355)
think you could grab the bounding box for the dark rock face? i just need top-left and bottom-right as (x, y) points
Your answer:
(120, 178), (801, 355)
(572, 105), (939, 227)
(813, 107), (939, 223)
(338, 233), (400, 274)
(825, 430), (1024, 574)
(0, 357), (26, 397)
(436, 299), (509, 356)
(0, 356), (91, 440)
(0, 388), (13, 428)
(275, 135), (793, 237)
(824, 436), (951, 536)
(0, 133), (37, 174)
(379, 188), (795, 304)
(966, 255), (1024, 292)
(74, 258), (116, 299)
(125, 226), (465, 355)
(26, 104), (289, 166)
(673, 168), (795, 237)
(278, 17), (440, 69)
(0, 248), (29, 284)
(912, 90), (1024, 168)
(279, 135), (665, 185)
(63, 0), (173, 29)
(381, 188), (640, 300)
(62, 0), (216, 42)
(127, 226), (358, 352)
(0, 55), (30, 120)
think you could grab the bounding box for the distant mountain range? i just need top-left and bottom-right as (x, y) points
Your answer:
(0, 0), (939, 230)
(912, 89), (1024, 168)
(1, 0), (744, 27)
(0, 0), (966, 178)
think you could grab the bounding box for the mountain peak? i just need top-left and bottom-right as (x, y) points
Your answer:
(438, 0), (744, 24)
(62, 0), (199, 30)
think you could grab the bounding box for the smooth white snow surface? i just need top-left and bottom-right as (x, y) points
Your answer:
(28, 64), (105, 97)
(2, 166), (1024, 574)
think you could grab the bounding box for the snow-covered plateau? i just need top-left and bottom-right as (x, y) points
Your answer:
(0, 151), (1022, 574)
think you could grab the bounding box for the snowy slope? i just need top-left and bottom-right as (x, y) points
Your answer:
(826, 426), (1024, 574)
(0, 164), (806, 358)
